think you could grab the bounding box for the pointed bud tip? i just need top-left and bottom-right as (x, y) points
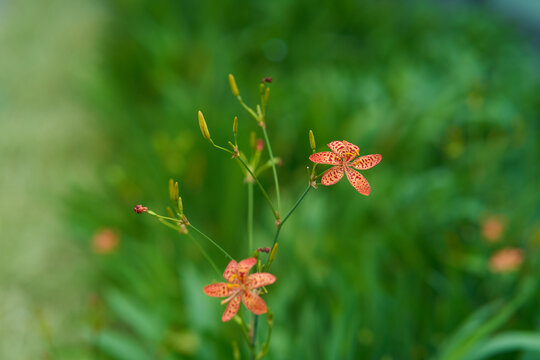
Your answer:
(178, 196), (183, 214)
(228, 74), (240, 97)
(309, 130), (316, 150)
(198, 111), (211, 140)
(233, 116), (238, 135)
(269, 243), (279, 262)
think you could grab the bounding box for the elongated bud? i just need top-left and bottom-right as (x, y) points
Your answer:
(269, 243), (279, 263)
(233, 116), (238, 136)
(166, 206), (175, 218)
(228, 74), (240, 97)
(198, 110), (211, 141)
(256, 139), (264, 152)
(178, 196), (183, 214)
(250, 131), (256, 151)
(263, 87), (270, 105)
(168, 178), (175, 202)
(169, 179), (179, 210)
(309, 130), (316, 151)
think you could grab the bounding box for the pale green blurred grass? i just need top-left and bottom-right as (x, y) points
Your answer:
(0, 0), (103, 358)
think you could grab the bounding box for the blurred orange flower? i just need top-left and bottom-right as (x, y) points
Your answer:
(489, 248), (523, 273)
(92, 228), (120, 254)
(482, 215), (505, 242)
(203, 257), (276, 322)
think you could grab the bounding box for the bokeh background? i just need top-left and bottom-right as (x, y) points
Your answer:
(2, 0), (540, 359)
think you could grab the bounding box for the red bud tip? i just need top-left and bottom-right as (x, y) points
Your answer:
(256, 139), (264, 152)
(261, 77), (273, 84)
(257, 247), (271, 253)
(134, 204), (148, 214)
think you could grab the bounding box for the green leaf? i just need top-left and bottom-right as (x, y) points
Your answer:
(95, 330), (151, 360)
(465, 331), (540, 360)
(105, 290), (164, 342)
(436, 277), (534, 360)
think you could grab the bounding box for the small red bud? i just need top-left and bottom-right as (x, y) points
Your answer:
(133, 204), (148, 214)
(256, 139), (264, 152)
(261, 77), (273, 84)
(257, 247), (271, 253)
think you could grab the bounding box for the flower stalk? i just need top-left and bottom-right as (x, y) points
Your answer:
(133, 75), (381, 360)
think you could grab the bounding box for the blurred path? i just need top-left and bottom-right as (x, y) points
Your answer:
(0, 0), (103, 358)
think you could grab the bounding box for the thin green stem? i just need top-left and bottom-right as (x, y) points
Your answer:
(234, 89), (280, 216)
(208, 137), (277, 220)
(248, 182), (254, 254)
(150, 213), (179, 222)
(261, 127), (281, 214)
(265, 184), (312, 270)
(251, 315), (259, 359)
(235, 156), (278, 219)
(237, 96), (259, 121)
(259, 311), (273, 359)
(254, 158), (280, 177)
(211, 141), (233, 154)
(157, 218), (221, 276)
(235, 315), (257, 358)
(157, 217), (181, 231)
(187, 224), (234, 260)
(280, 184), (311, 228)
(186, 232), (221, 276)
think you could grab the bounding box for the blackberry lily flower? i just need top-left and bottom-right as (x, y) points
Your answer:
(203, 257), (276, 322)
(309, 140), (381, 195)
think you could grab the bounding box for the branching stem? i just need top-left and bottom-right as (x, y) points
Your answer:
(261, 126), (281, 215)
(248, 182), (254, 254)
(235, 156), (279, 220)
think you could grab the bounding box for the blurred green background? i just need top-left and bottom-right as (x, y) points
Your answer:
(2, 0), (540, 359)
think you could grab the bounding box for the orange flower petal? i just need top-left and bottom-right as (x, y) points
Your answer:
(242, 290), (267, 315)
(309, 151), (341, 165)
(327, 141), (348, 158)
(342, 141), (359, 155)
(237, 257), (257, 281)
(351, 154), (382, 170)
(221, 293), (241, 322)
(203, 283), (236, 297)
(223, 260), (238, 282)
(246, 273), (276, 289)
(321, 166), (344, 186)
(345, 167), (371, 195)
(342, 141), (360, 162)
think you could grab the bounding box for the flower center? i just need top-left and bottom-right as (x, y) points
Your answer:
(342, 150), (358, 163)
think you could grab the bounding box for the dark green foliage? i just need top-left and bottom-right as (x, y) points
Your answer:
(70, 0), (540, 358)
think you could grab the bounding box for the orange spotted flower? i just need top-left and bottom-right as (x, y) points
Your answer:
(309, 140), (382, 195)
(203, 258), (276, 322)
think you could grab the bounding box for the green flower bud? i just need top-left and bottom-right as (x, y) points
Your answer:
(198, 110), (211, 141)
(228, 74), (240, 97)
